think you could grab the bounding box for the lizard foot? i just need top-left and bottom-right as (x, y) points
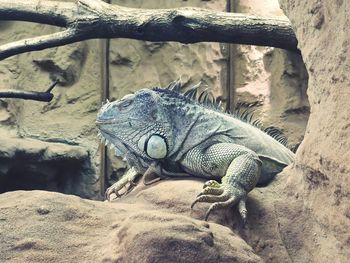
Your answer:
(105, 180), (137, 201)
(191, 180), (246, 222)
(105, 167), (139, 201)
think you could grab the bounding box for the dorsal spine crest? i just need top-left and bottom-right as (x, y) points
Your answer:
(154, 80), (290, 148)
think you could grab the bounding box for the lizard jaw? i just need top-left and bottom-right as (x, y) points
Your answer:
(97, 131), (128, 158)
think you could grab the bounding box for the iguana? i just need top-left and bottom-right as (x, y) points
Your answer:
(96, 80), (294, 223)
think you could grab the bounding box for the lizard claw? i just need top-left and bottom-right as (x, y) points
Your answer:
(238, 198), (248, 225)
(191, 180), (246, 221)
(105, 186), (119, 201)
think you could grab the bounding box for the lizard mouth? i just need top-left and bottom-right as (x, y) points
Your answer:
(97, 131), (128, 157)
(96, 118), (125, 125)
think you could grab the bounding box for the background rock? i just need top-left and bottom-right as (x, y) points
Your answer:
(0, 136), (92, 196)
(233, 0), (309, 148)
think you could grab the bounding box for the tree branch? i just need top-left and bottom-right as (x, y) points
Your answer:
(0, 0), (298, 61)
(0, 28), (81, 61)
(0, 0), (75, 26)
(0, 81), (58, 102)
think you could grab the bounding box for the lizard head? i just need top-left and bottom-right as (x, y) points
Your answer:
(96, 89), (173, 161)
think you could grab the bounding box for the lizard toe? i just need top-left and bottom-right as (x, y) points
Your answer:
(105, 181), (129, 201)
(196, 186), (224, 198)
(105, 185), (121, 201)
(204, 196), (238, 221)
(191, 192), (230, 209)
(203, 180), (221, 189)
(238, 198), (248, 225)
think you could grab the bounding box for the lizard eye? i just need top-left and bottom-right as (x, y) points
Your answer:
(118, 99), (133, 111)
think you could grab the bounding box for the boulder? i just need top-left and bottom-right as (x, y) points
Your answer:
(0, 182), (262, 263)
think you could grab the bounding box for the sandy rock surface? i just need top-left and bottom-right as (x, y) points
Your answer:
(230, 0), (309, 149)
(1, 170), (339, 263)
(0, 182), (262, 263)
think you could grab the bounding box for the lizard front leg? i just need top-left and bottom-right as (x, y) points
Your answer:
(143, 162), (190, 185)
(105, 167), (140, 201)
(106, 161), (191, 200)
(185, 143), (261, 223)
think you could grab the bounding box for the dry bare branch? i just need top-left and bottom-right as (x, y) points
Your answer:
(0, 0), (298, 61)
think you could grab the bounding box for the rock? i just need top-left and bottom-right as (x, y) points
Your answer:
(0, 100), (13, 125)
(232, 0), (309, 148)
(32, 41), (88, 86)
(275, 0), (350, 261)
(262, 48), (309, 147)
(0, 137), (97, 198)
(0, 168), (345, 262)
(0, 185), (262, 263)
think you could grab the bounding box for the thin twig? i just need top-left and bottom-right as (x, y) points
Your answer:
(0, 81), (58, 102)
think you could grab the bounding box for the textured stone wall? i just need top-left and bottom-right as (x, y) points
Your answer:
(0, 0), (102, 198)
(234, 0), (309, 147)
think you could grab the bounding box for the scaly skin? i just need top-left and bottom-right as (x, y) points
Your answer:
(96, 80), (294, 223)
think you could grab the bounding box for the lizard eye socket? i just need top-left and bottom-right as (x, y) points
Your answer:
(117, 99), (133, 111)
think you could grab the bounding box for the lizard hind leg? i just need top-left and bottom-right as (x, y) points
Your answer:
(204, 153), (260, 221)
(184, 143), (261, 222)
(194, 149), (261, 222)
